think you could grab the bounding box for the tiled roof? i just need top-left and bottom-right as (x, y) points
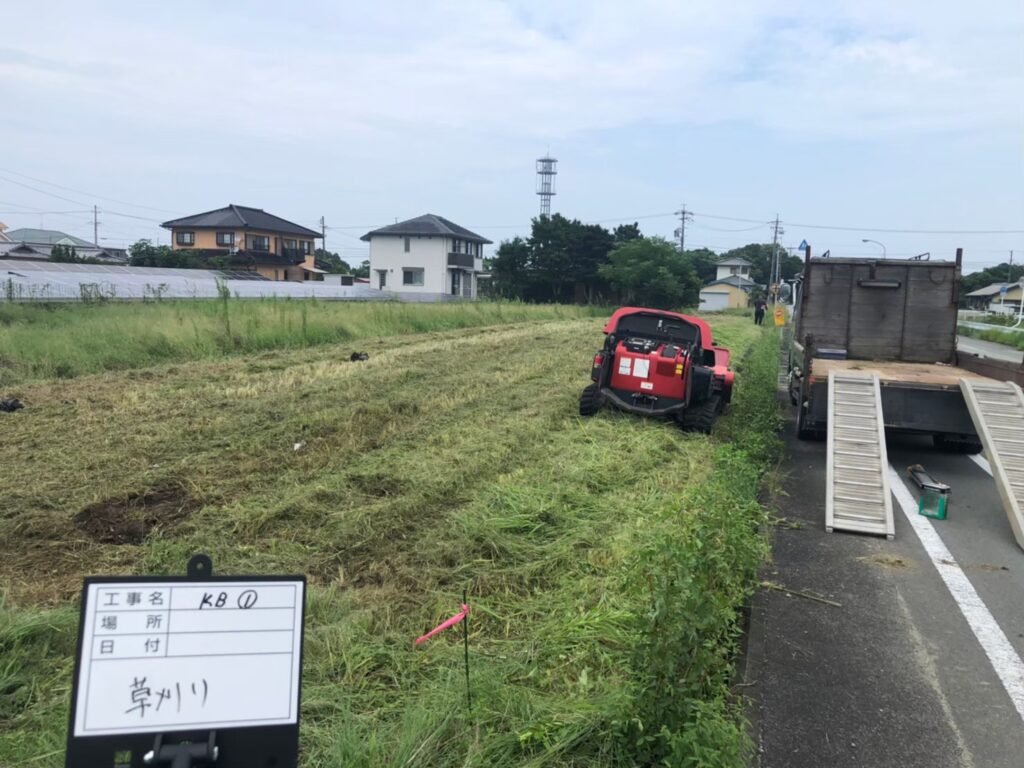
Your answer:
(4, 228), (96, 247)
(361, 214), (491, 243)
(161, 205), (321, 238)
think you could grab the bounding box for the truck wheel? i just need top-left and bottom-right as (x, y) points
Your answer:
(932, 434), (983, 454)
(677, 395), (720, 434)
(796, 382), (823, 441)
(579, 384), (602, 416)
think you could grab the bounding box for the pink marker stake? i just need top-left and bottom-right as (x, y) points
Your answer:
(415, 603), (469, 646)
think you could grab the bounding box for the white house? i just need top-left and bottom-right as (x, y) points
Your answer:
(715, 256), (752, 281)
(361, 214), (490, 300)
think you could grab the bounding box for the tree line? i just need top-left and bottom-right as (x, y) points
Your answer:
(485, 214), (804, 309)
(123, 240), (368, 276)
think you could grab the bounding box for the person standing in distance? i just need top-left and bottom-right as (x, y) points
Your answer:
(753, 297), (767, 326)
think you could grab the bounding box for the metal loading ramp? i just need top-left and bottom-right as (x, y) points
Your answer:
(826, 371), (895, 538)
(960, 379), (1024, 551)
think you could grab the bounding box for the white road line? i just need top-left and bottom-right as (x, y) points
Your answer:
(888, 465), (1024, 723)
(969, 453), (992, 475)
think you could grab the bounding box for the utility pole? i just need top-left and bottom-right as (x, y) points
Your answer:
(320, 216), (326, 255)
(93, 205), (99, 246)
(770, 215), (784, 304)
(1009, 250), (1014, 283)
(673, 204), (693, 252)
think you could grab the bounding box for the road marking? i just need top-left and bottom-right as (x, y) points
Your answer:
(969, 453), (992, 475)
(888, 465), (1024, 723)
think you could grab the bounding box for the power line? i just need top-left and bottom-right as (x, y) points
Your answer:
(0, 167), (179, 213)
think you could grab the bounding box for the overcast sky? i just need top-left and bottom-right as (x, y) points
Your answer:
(2, 1), (1021, 271)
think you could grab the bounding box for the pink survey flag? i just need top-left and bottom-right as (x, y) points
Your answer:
(415, 603), (469, 646)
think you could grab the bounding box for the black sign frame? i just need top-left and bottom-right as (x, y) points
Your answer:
(65, 556), (306, 768)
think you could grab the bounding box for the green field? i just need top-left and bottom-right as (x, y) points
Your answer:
(958, 322), (1024, 351)
(0, 299), (607, 385)
(0, 303), (779, 767)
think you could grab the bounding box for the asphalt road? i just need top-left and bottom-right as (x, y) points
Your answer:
(746, 408), (1024, 767)
(957, 335), (1024, 364)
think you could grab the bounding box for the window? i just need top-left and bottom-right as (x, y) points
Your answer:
(404, 237), (411, 252)
(300, 240), (311, 254)
(176, 231), (195, 246)
(283, 239), (297, 250)
(247, 235), (270, 251)
(403, 268), (424, 286)
(730, 266), (740, 275)
(216, 232), (234, 247)
(452, 239), (461, 253)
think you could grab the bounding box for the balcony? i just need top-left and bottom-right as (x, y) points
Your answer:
(447, 252), (479, 269)
(282, 248), (310, 261)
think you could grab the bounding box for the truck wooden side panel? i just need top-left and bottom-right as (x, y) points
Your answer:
(796, 259), (958, 364)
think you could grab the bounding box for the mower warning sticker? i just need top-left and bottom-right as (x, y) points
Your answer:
(632, 359), (650, 378)
(640, 382), (654, 390)
(618, 358), (632, 375)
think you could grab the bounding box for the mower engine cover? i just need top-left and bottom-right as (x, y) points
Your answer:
(586, 307), (734, 418)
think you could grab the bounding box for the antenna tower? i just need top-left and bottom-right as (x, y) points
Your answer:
(536, 155), (557, 216)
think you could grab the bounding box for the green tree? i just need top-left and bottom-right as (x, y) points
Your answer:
(487, 214), (621, 303)
(599, 237), (701, 309)
(681, 247), (720, 284)
(353, 260), (370, 278)
(488, 236), (533, 300)
(613, 222), (642, 243)
(128, 239), (231, 269)
(50, 244), (80, 262)
(960, 262), (1024, 305)
(314, 248), (352, 274)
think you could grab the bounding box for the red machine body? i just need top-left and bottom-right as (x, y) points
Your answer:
(580, 307), (735, 433)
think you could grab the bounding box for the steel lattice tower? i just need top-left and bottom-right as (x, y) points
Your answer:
(536, 156), (557, 216)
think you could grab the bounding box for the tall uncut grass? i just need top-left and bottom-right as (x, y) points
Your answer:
(0, 299), (606, 385)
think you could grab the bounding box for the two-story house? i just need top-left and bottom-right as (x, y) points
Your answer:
(161, 204), (324, 281)
(715, 256), (752, 281)
(361, 214), (490, 299)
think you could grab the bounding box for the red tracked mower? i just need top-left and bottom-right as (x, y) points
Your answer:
(579, 307), (735, 433)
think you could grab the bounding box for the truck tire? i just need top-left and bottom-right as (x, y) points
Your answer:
(677, 395), (720, 434)
(932, 434), (983, 454)
(796, 381), (824, 441)
(579, 384), (602, 416)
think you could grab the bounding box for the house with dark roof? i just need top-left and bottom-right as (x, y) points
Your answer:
(715, 255), (752, 281)
(361, 214), (491, 299)
(0, 227), (128, 263)
(161, 204), (324, 281)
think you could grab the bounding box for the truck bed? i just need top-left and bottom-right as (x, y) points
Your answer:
(811, 358), (993, 388)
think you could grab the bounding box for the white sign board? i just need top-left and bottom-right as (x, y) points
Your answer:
(72, 580), (304, 736)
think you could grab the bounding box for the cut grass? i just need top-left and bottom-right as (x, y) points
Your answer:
(0, 313), (776, 767)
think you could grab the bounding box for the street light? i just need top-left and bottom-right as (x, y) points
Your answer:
(862, 238), (886, 258)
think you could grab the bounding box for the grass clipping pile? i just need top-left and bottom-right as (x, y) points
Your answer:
(0, 314), (779, 767)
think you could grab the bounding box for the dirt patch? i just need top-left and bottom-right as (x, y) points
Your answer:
(74, 484), (199, 544)
(857, 553), (913, 570)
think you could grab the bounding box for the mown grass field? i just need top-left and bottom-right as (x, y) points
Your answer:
(0, 303), (779, 767)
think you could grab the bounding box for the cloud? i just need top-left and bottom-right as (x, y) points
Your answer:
(2, 0), (1020, 146)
